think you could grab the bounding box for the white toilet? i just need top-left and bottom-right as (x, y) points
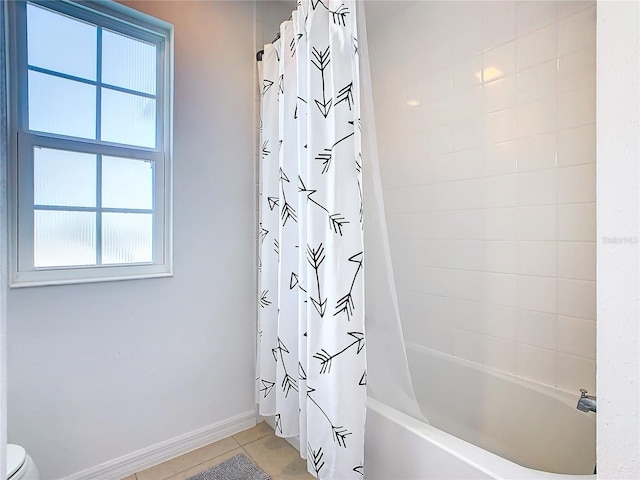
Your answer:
(7, 444), (39, 480)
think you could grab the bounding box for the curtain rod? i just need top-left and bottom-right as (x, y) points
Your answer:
(256, 30), (283, 62)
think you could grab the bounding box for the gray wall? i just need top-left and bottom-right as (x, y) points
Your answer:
(6, 2), (257, 478)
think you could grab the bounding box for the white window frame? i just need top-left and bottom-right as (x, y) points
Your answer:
(7, 0), (173, 287)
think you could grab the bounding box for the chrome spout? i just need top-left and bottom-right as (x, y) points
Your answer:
(577, 388), (596, 413)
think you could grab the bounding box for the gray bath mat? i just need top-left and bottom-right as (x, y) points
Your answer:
(187, 453), (270, 480)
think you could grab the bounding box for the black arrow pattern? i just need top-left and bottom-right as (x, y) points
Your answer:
(299, 177), (350, 236)
(313, 332), (365, 374)
(258, 2), (365, 478)
(334, 252), (363, 321)
(307, 244), (327, 317)
(314, 127), (355, 174)
(311, 46), (332, 118)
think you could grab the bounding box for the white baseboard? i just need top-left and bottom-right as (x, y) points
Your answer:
(61, 410), (257, 480)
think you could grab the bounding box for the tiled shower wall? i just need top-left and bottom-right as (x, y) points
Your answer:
(367, 1), (596, 393)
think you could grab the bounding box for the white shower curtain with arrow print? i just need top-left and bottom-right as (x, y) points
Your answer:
(257, 1), (365, 479)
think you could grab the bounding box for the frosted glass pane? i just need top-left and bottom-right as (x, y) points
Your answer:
(102, 156), (153, 210)
(29, 71), (96, 138)
(34, 148), (96, 207)
(34, 210), (96, 267)
(101, 88), (155, 147)
(102, 213), (152, 264)
(102, 30), (156, 95)
(27, 3), (96, 80)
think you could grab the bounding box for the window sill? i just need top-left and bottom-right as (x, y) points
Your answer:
(10, 266), (173, 288)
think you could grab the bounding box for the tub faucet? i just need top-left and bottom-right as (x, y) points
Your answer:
(577, 389), (596, 413)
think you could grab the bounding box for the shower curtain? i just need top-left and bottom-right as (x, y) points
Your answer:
(257, 1), (366, 478)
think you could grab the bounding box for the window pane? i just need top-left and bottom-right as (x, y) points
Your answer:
(34, 148), (96, 207)
(101, 88), (155, 148)
(27, 3), (97, 80)
(102, 156), (153, 210)
(102, 213), (153, 264)
(102, 29), (156, 95)
(29, 71), (96, 138)
(34, 210), (96, 267)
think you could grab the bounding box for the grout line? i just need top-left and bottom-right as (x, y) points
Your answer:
(241, 430), (275, 449)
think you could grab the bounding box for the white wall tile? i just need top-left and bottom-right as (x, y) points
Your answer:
(454, 240), (485, 271)
(485, 207), (518, 240)
(424, 97), (456, 128)
(453, 270), (486, 302)
(483, 336), (517, 374)
(482, 1), (516, 23)
(454, 178), (485, 210)
(557, 241), (596, 280)
(370, 0), (595, 388)
(454, 55), (484, 92)
(427, 124), (455, 156)
(557, 6), (596, 56)
(557, 45), (596, 92)
(558, 203), (595, 241)
(426, 152), (456, 184)
(418, 211), (455, 239)
(454, 147), (484, 180)
(454, 116), (484, 150)
(485, 240), (518, 274)
(518, 241), (557, 277)
(455, 209), (485, 240)
(557, 315), (596, 359)
(454, 328), (484, 364)
(517, 96), (557, 137)
(556, 0), (594, 20)
(485, 141), (518, 175)
(484, 75), (518, 113)
(517, 309), (557, 350)
(483, 41), (517, 76)
(452, 298), (485, 332)
(557, 124), (596, 166)
(421, 240), (455, 268)
(517, 343), (557, 386)
(403, 80), (428, 108)
(454, 86), (483, 120)
(516, 1), (556, 35)
(517, 132), (557, 171)
(558, 84), (596, 129)
(517, 275), (557, 313)
(517, 60), (557, 104)
(484, 304), (518, 339)
(485, 272), (518, 307)
(426, 68), (455, 101)
(556, 353), (595, 393)
(518, 169), (557, 206)
(557, 278), (596, 320)
(517, 23), (557, 70)
(485, 107), (518, 144)
(557, 164), (596, 204)
(518, 205), (557, 241)
(482, 3), (516, 51)
(485, 174), (518, 208)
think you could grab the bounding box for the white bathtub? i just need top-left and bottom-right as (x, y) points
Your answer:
(364, 344), (596, 479)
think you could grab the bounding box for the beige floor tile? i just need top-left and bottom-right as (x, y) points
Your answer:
(243, 434), (307, 478)
(164, 447), (245, 480)
(136, 436), (240, 480)
(120, 476), (137, 480)
(233, 421), (274, 446)
(273, 455), (316, 480)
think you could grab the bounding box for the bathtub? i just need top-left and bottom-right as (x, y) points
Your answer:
(364, 343), (596, 479)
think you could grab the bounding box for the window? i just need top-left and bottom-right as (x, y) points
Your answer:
(7, 0), (173, 286)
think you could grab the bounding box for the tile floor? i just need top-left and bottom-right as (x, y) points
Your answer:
(121, 422), (315, 480)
